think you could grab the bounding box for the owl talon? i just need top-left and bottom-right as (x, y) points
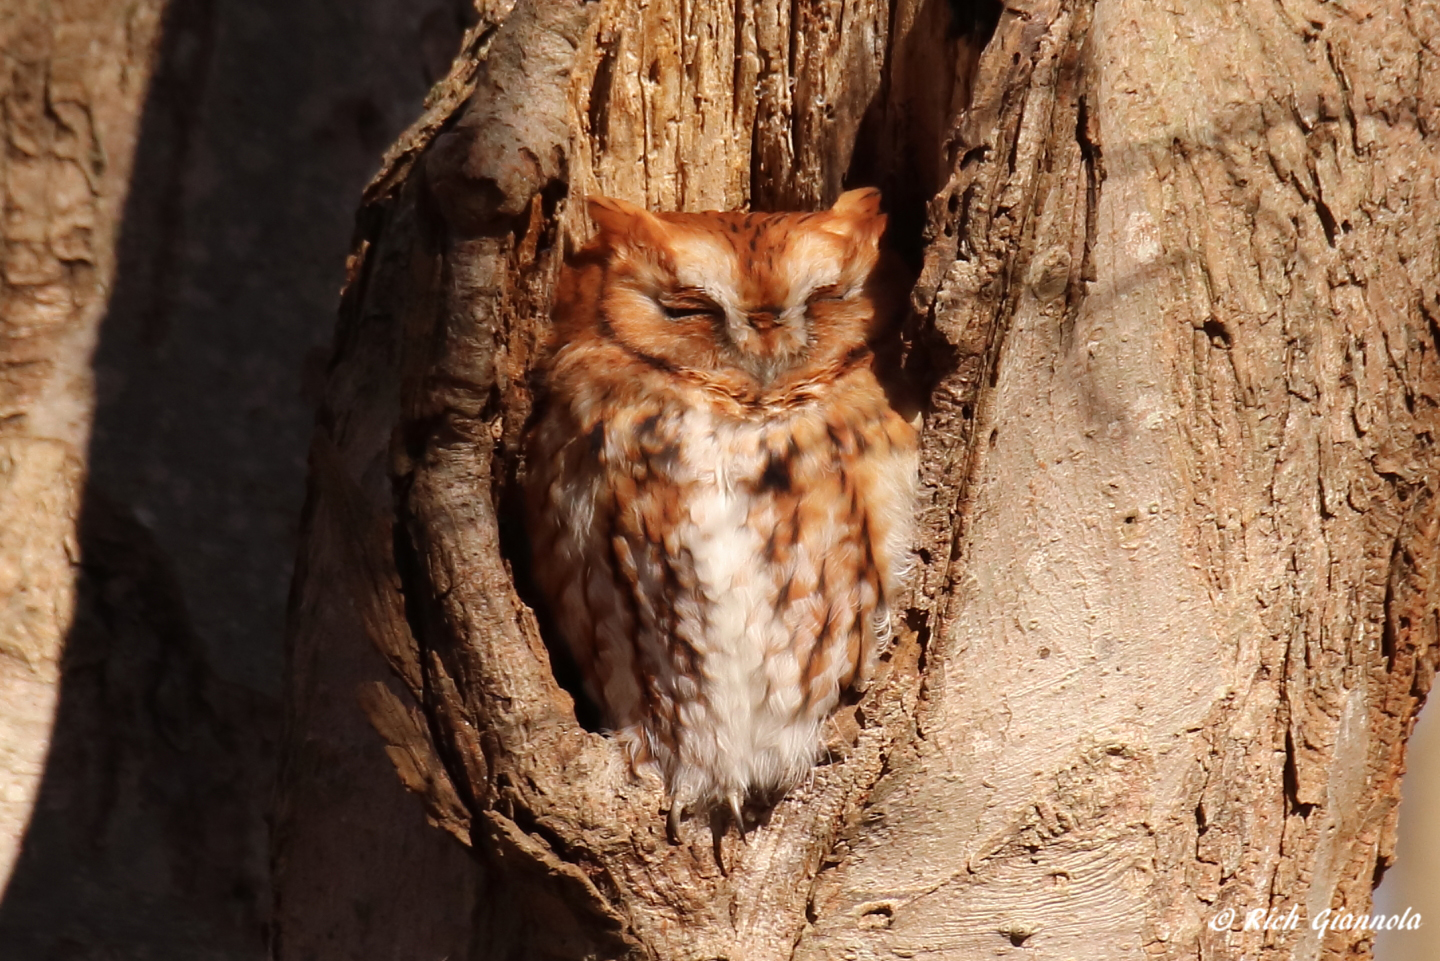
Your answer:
(666, 803), (684, 845)
(709, 808), (730, 875)
(728, 795), (748, 843)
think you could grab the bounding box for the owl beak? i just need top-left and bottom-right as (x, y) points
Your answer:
(747, 310), (779, 333)
(725, 309), (802, 385)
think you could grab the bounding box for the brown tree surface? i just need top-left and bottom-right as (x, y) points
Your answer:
(0, 0), (166, 881)
(0, 0), (476, 957)
(275, 0), (1440, 959)
(0, 3), (276, 954)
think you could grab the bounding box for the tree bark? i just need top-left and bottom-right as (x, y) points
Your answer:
(2, 0), (476, 956)
(0, 0), (165, 882)
(0, 4), (275, 956)
(276, 1), (1440, 958)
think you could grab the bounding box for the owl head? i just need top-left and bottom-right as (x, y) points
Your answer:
(583, 189), (890, 386)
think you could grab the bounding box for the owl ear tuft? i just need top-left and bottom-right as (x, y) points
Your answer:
(588, 195), (670, 249)
(830, 188), (883, 220)
(824, 188), (886, 247)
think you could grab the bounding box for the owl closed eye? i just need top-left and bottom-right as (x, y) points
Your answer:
(524, 188), (919, 835)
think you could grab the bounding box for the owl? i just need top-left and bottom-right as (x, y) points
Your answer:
(523, 188), (918, 835)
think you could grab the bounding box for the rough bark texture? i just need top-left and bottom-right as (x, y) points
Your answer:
(0, 3), (274, 954)
(807, 4), (1440, 959)
(0, 0), (165, 886)
(278, 1), (1440, 959)
(1, 0), (478, 956)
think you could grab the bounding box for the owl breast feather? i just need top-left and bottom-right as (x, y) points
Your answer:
(527, 373), (917, 811)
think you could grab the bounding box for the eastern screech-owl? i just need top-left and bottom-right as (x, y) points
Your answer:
(524, 188), (918, 831)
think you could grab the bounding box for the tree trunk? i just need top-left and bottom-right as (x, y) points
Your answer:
(0, 4), (274, 955)
(0, 0), (166, 883)
(1, 0), (473, 956)
(276, 1), (1440, 958)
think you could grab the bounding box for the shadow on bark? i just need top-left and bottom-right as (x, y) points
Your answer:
(0, 490), (273, 959)
(0, 0), (475, 956)
(0, 1), (274, 955)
